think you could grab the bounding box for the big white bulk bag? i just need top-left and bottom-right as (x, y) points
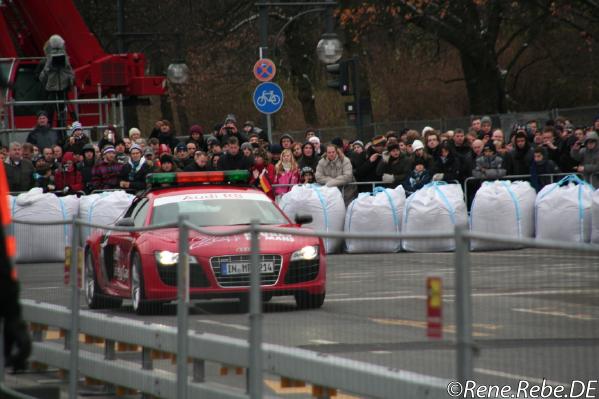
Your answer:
(535, 175), (593, 243)
(279, 184), (345, 253)
(470, 181), (536, 250)
(79, 191), (134, 242)
(10, 188), (79, 263)
(592, 189), (599, 244)
(344, 186), (405, 253)
(401, 182), (467, 252)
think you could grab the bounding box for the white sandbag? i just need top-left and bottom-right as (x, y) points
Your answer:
(279, 184), (345, 253)
(401, 183), (467, 252)
(592, 189), (599, 244)
(535, 175), (593, 243)
(344, 186), (405, 253)
(10, 188), (79, 263)
(470, 181), (536, 250)
(79, 191), (134, 242)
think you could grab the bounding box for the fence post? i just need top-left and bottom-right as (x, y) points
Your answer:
(454, 224), (473, 384)
(177, 214), (190, 399)
(68, 218), (80, 398)
(248, 220), (263, 398)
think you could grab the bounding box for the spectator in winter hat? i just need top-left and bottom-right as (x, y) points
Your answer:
(159, 154), (178, 172)
(187, 124), (207, 152)
(279, 133), (294, 150)
(128, 127), (142, 141)
(411, 139), (432, 170)
(54, 151), (83, 193)
(90, 145), (124, 190)
(571, 131), (599, 187)
(268, 143), (283, 165)
(473, 142), (506, 179)
(300, 166), (315, 184)
(298, 142), (318, 171)
(376, 142), (411, 187)
(63, 121), (90, 155)
(174, 143), (191, 169)
(119, 144), (151, 191)
(308, 136), (323, 155)
(79, 143), (96, 193)
(479, 116), (492, 139)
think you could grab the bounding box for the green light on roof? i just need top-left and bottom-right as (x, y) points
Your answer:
(147, 173), (176, 185)
(225, 170), (250, 183)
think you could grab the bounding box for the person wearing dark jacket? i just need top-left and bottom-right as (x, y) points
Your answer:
(187, 124), (207, 152)
(26, 110), (63, 151)
(402, 160), (431, 193)
(119, 144), (151, 191)
(184, 151), (211, 171)
(78, 143), (96, 193)
(505, 131), (533, 176)
(355, 135), (386, 192)
(217, 137), (253, 171)
(0, 168), (32, 372)
(150, 120), (180, 151)
(376, 143), (412, 187)
(298, 142), (319, 171)
(91, 146), (124, 190)
(530, 147), (560, 191)
(5, 142), (35, 192)
(430, 142), (461, 182)
(62, 121), (90, 155)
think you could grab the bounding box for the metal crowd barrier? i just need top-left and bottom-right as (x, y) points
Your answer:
(9, 217), (452, 399)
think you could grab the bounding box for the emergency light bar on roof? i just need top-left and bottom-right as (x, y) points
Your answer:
(146, 170), (250, 187)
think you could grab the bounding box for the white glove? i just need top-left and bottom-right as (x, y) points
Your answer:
(382, 173), (394, 183)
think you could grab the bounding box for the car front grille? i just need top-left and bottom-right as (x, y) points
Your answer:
(157, 261), (211, 288)
(210, 254), (282, 287)
(284, 259), (320, 284)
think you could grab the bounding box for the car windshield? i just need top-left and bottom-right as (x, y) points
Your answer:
(151, 196), (289, 227)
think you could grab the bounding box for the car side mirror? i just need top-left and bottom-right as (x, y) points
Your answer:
(115, 217), (135, 227)
(294, 214), (313, 225)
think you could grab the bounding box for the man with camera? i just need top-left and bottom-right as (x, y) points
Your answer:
(219, 114), (248, 145)
(38, 34), (75, 129)
(571, 130), (599, 188)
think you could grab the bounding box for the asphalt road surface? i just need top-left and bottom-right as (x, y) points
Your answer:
(13, 248), (599, 397)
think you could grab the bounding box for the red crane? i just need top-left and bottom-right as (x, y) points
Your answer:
(0, 0), (165, 136)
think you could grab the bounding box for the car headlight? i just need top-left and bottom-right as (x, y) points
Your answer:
(290, 245), (319, 261)
(155, 251), (198, 266)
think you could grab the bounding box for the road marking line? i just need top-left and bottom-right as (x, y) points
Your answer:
(196, 320), (249, 331)
(310, 339), (338, 345)
(370, 318), (492, 337)
(325, 288), (599, 303)
(512, 307), (595, 321)
(370, 350), (392, 354)
(23, 286), (62, 290)
(474, 368), (569, 387)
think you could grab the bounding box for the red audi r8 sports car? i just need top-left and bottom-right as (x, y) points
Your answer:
(84, 170), (326, 314)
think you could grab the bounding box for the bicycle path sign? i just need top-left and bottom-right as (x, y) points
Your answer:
(253, 58), (276, 82)
(253, 82), (284, 114)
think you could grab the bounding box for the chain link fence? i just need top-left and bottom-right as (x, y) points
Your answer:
(283, 104), (599, 143)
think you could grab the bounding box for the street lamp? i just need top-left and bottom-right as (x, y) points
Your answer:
(166, 62), (189, 84)
(316, 32), (342, 64)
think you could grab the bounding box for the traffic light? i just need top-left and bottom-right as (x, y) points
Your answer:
(326, 60), (352, 95)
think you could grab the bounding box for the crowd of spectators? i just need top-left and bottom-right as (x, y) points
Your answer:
(4, 110), (599, 204)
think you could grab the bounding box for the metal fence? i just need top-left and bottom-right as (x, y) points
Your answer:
(4, 216), (599, 398)
(283, 104), (599, 142)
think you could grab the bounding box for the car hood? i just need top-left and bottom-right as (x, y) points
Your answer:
(143, 225), (319, 257)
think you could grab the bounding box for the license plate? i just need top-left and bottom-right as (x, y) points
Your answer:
(221, 261), (274, 276)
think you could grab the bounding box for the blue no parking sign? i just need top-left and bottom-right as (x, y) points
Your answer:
(253, 82), (284, 115)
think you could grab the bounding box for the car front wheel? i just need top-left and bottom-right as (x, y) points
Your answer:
(131, 253), (157, 315)
(85, 249), (122, 309)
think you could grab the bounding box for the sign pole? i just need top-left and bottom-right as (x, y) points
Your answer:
(266, 114), (273, 144)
